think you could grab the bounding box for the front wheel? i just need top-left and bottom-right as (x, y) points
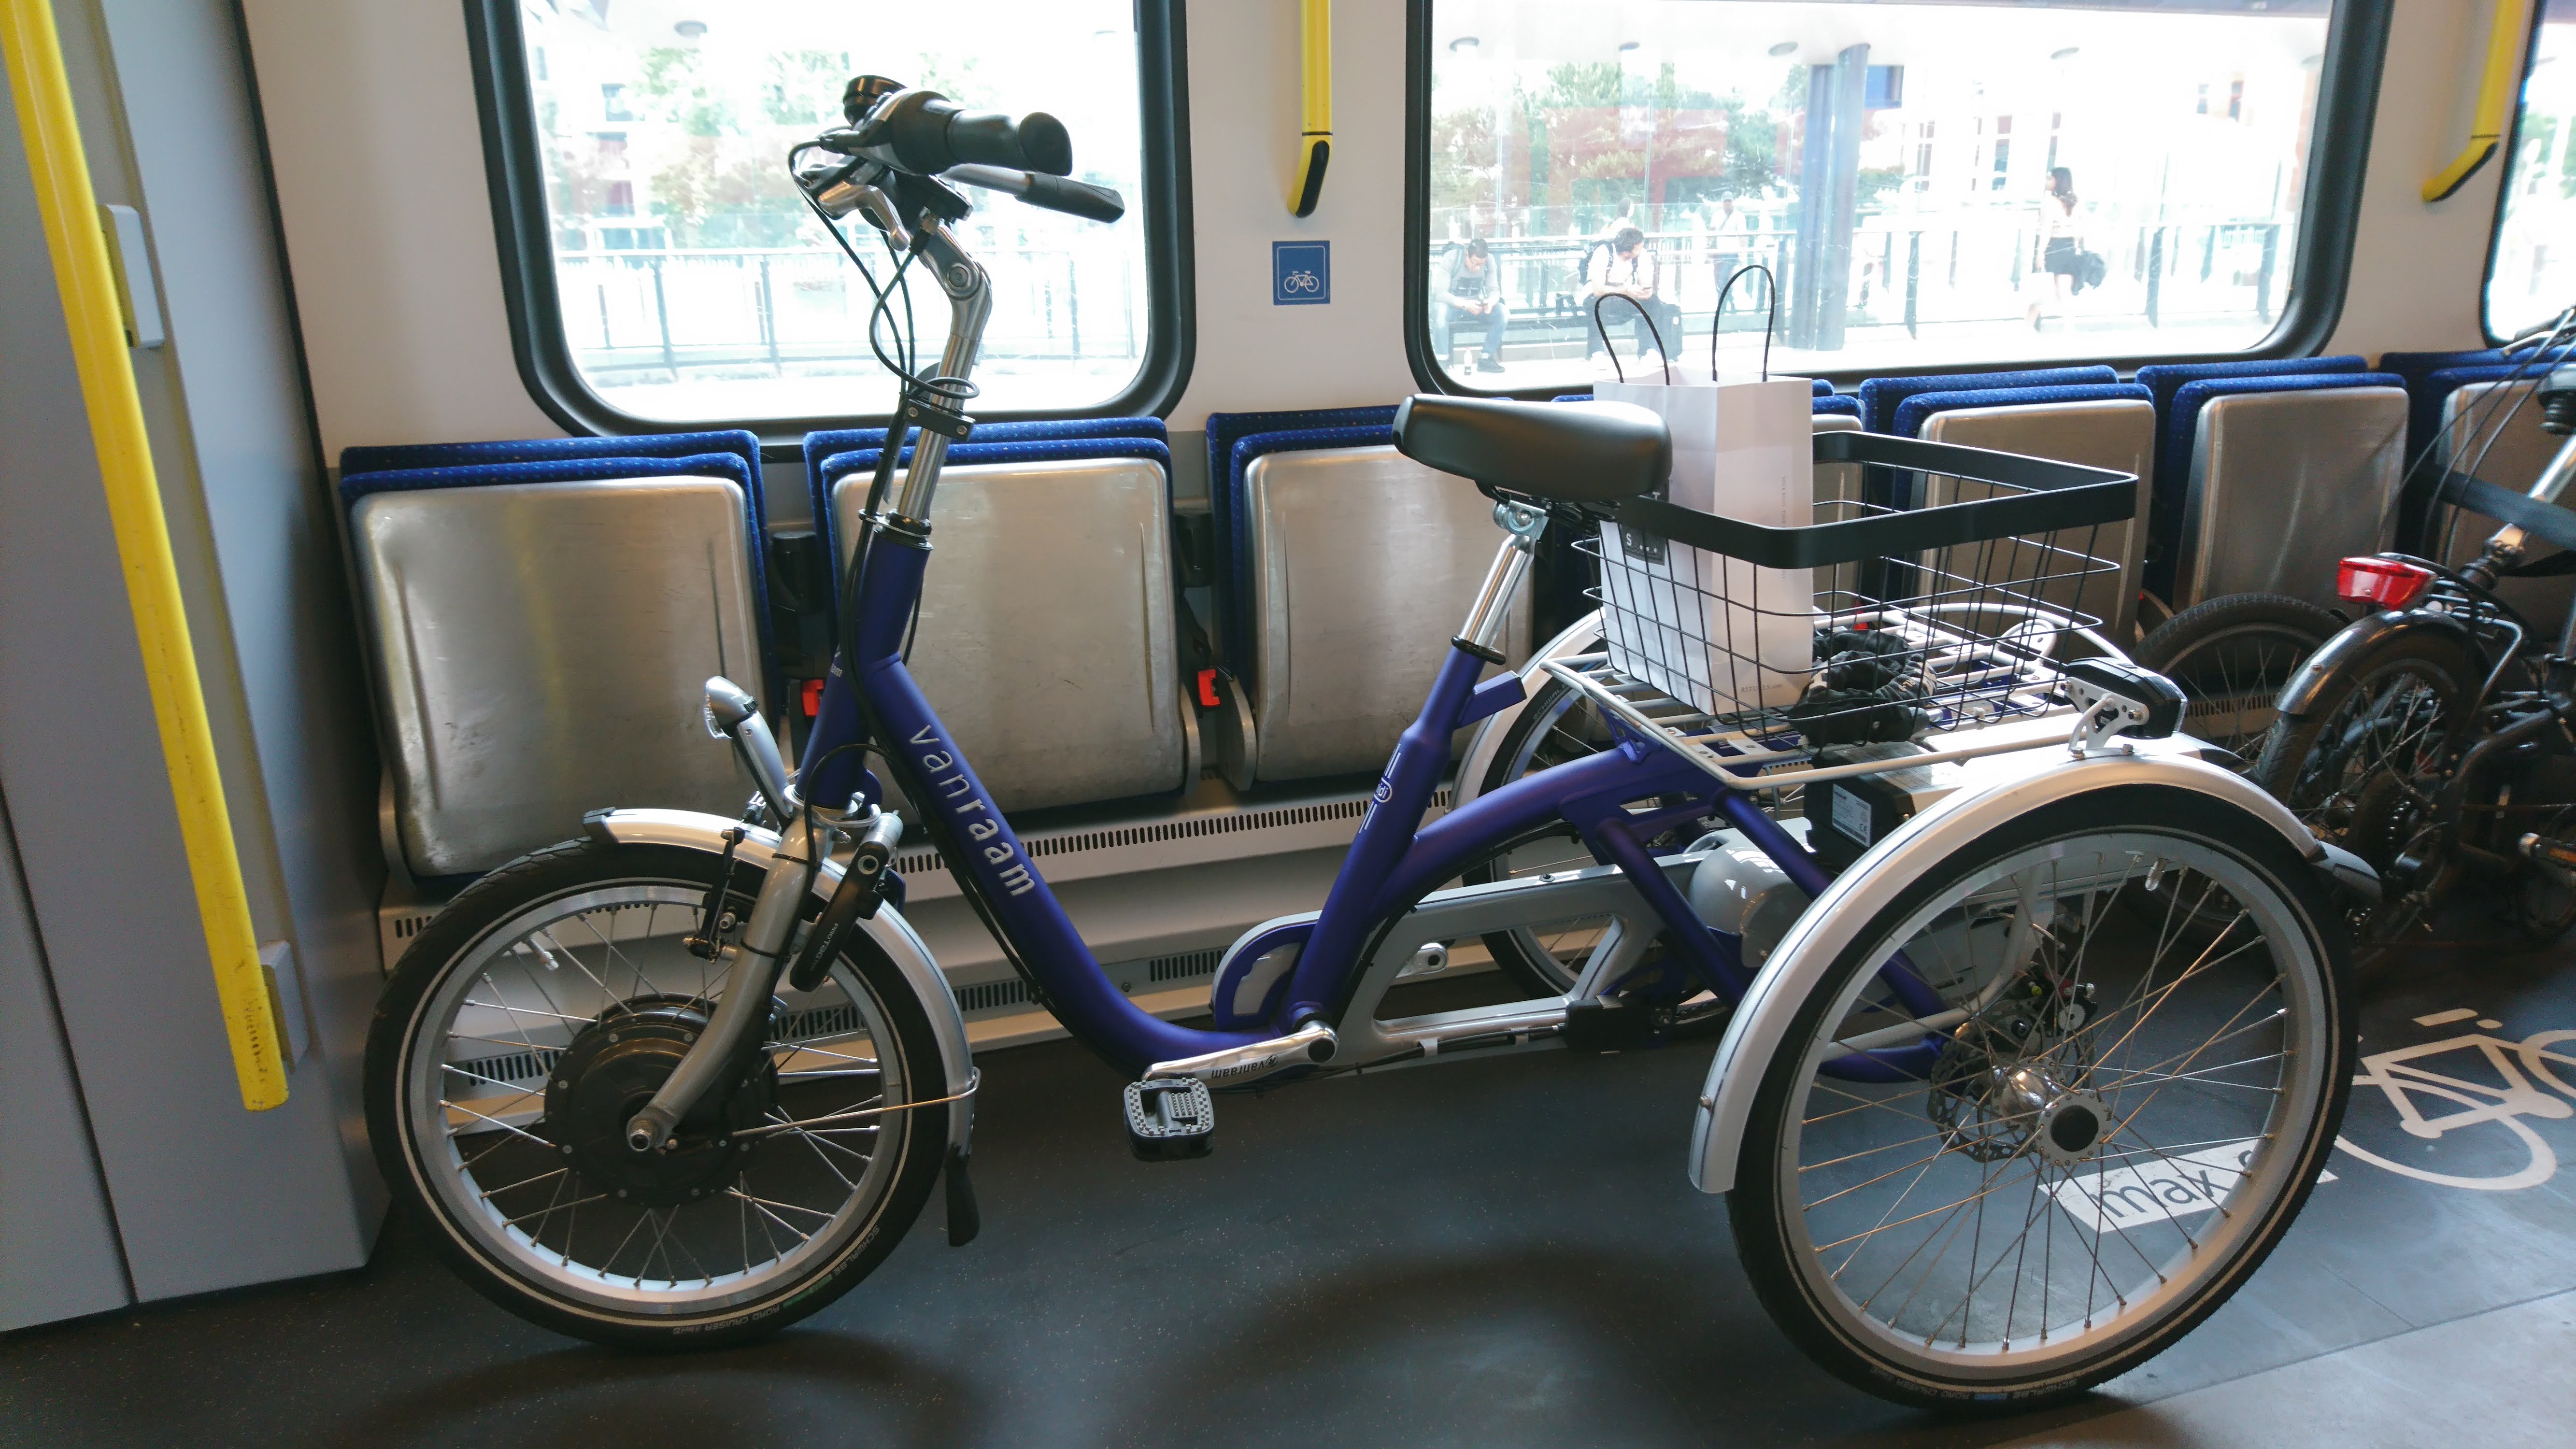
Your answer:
(1728, 788), (2352, 1410)
(365, 838), (950, 1348)
(2130, 592), (2344, 767)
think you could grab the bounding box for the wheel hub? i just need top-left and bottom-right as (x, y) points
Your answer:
(1996, 1066), (2113, 1167)
(1927, 994), (2106, 1165)
(545, 996), (776, 1208)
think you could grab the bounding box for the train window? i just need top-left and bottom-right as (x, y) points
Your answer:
(472, 2), (1187, 431)
(2487, 0), (2576, 341)
(1410, 0), (2360, 391)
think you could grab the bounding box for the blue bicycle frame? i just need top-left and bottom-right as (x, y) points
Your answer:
(790, 222), (1941, 1084)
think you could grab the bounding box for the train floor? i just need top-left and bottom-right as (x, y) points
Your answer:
(6, 932), (2574, 1448)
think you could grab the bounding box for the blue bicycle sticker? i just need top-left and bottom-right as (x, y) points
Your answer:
(1272, 240), (1329, 305)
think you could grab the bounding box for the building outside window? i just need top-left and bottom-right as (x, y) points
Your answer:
(515, 0), (1154, 423)
(1422, 0), (2335, 389)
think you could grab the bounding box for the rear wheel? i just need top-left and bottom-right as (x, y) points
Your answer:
(1729, 789), (2351, 1410)
(2131, 593), (2343, 768)
(2251, 628), (2480, 938)
(1461, 670), (1710, 994)
(366, 839), (948, 1348)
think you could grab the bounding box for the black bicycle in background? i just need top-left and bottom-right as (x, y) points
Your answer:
(2253, 308), (2576, 947)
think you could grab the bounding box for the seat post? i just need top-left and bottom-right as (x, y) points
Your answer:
(1458, 500), (1547, 652)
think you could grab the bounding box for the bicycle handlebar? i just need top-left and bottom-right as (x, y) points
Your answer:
(876, 90), (1072, 176)
(942, 164), (1126, 223)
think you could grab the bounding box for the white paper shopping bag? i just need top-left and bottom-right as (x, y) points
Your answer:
(1594, 364), (1816, 717)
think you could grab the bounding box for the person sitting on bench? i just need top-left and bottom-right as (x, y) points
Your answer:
(1582, 225), (1680, 363)
(1440, 238), (1509, 374)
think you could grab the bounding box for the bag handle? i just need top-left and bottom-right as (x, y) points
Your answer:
(1712, 262), (1778, 382)
(1591, 292), (1672, 385)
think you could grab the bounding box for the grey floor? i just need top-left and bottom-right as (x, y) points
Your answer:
(4, 938), (2573, 1448)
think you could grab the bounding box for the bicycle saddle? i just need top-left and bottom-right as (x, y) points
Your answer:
(1393, 395), (1670, 504)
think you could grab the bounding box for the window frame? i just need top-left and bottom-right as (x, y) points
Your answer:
(463, 0), (1197, 442)
(2480, 0), (2563, 345)
(1402, 0), (2394, 398)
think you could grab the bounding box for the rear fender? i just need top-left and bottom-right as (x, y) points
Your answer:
(2273, 608), (2479, 720)
(1687, 745), (2352, 1195)
(583, 808), (975, 1153)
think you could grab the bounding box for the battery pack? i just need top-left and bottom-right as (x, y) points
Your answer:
(1806, 743), (1956, 873)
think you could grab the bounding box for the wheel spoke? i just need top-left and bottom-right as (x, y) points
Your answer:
(1777, 824), (2329, 1382)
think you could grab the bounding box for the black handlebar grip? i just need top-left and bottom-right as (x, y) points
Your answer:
(881, 90), (1074, 176)
(1020, 173), (1126, 224)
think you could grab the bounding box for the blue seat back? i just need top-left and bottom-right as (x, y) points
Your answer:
(2401, 356), (2574, 462)
(1857, 366), (2116, 434)
(1202, 407), (1398, 674)
(1888, 382), (2149, 441)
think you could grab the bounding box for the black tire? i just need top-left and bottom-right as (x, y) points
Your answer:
(1728, 788), (2353, 1411)
(2250, 626), (2480, 862)
(366, 838), (949, 1349)
(2131, 593), (2343, 768)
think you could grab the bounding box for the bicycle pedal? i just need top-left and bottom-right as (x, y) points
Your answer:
(1124, 1077), (1215, 1161)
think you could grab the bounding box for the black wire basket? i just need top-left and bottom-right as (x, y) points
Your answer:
(1580, 431), (2136, 750)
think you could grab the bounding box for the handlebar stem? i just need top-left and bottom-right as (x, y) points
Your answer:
(892, 225), (991, 526)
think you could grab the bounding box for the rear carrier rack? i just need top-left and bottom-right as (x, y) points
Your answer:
(1549, 430), (2137, 792)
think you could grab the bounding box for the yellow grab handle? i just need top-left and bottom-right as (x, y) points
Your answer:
(2424, 0), (2536, 202)
(1290, 0), (1330, 216)
(3, 0), (286, 1108)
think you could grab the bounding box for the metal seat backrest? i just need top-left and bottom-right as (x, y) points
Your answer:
(2176, 379), (2409, 609)
(2434, 379), (2576, 627)
(1915, 398), (2157, 642)
(1239, 440), (1529, 783)
(345, 455), (766, 877)
(1203, 406), (1400, 683)
(825, 439), (1190, 812)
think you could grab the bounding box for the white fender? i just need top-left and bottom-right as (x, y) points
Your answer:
(1688, 741), (2346, 1195)
(584, 808), (977, 1152)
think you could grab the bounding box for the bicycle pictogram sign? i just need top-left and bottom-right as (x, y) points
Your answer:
(2335, 1008), (2576, 1191)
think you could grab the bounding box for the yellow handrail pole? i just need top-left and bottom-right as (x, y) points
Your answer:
(2, 0), (287, 1109)
(2425, 0), (2536, 202)
(1289, 0), (1331, 216)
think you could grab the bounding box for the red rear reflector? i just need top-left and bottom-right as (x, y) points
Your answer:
(2337, 556), (2434, 611)
(1196, 668), (1222, 709)
(802, 679), (825, 717)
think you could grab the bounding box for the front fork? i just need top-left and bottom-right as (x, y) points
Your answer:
(625, 683), (838, 1153)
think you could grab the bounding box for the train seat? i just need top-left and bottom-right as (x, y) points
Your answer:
(342, 451), (769, 878)
(2127, 358), (2369, 601)
(818, 436), (1194, 813)
(1221, 423), (1531, 784)
(1856, 365), (2117, 434)
(2426, 377), (2576, 626)
(1910, 394), (2158, 642)
(2378, 347), (2572, 455)
(801, 416), (1167, 555)
(2164, 373), (2409, 609)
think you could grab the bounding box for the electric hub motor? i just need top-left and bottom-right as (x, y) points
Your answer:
(545, 995), (780, 1208)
